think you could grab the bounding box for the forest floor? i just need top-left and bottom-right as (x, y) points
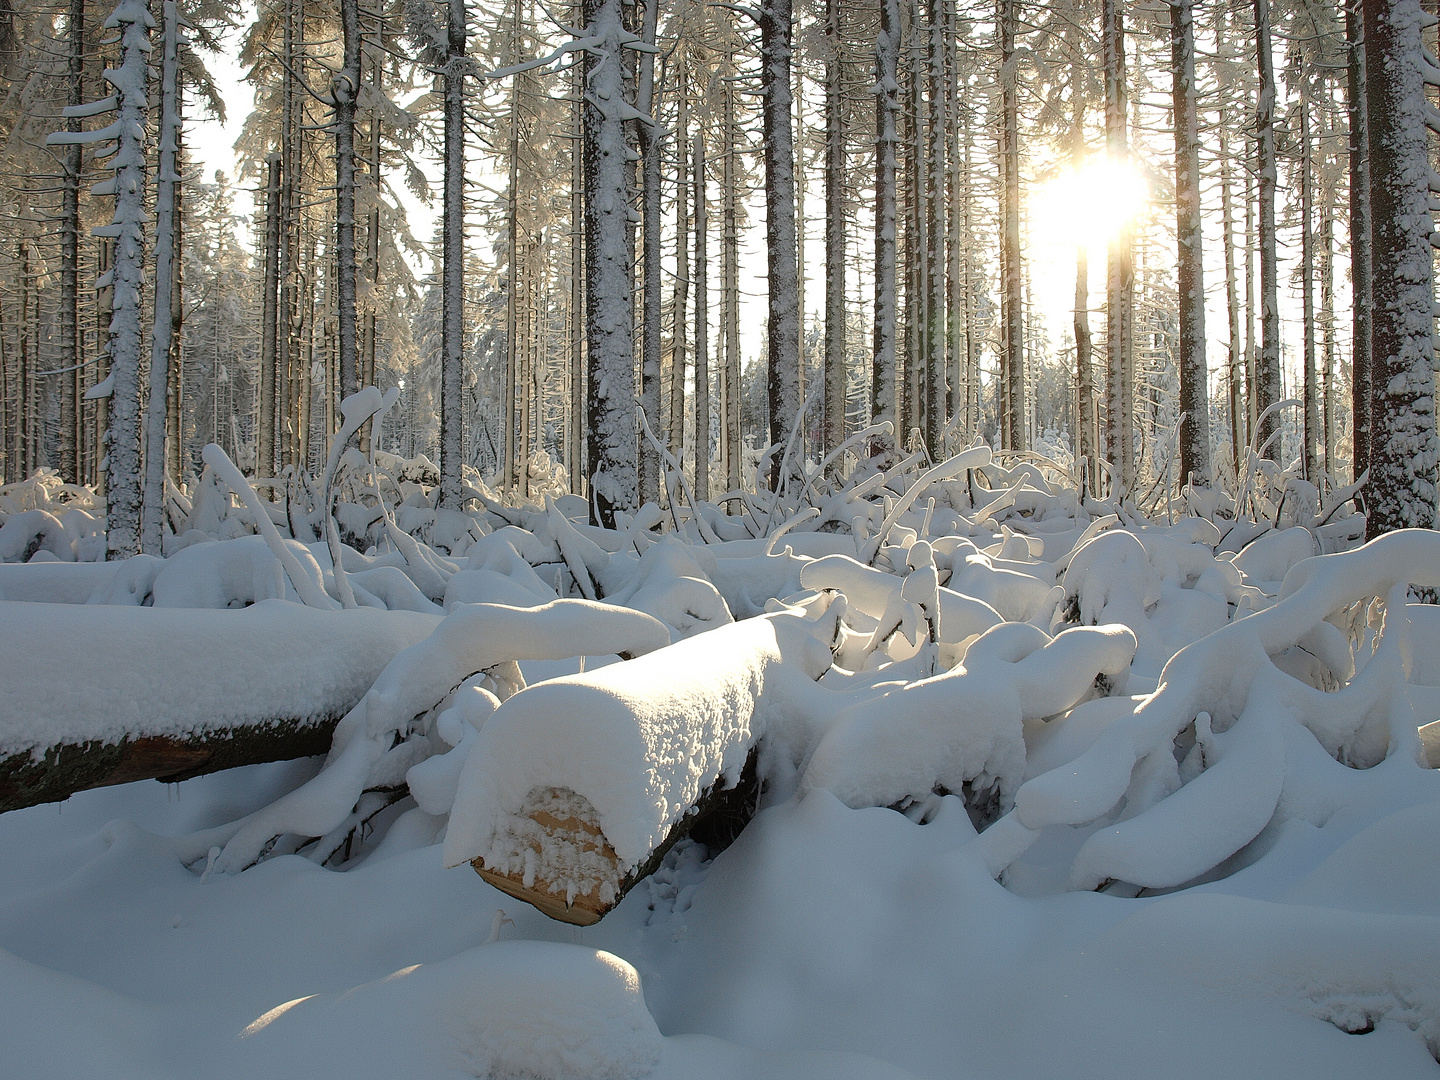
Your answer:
(2, 444), (1439, 1079)
(1, 740), (1437, 1079)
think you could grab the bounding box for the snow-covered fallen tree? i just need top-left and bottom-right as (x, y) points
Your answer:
(442, 608), (835, 924)
(0, 601), (441, 812)
(196, 598), (673, 874)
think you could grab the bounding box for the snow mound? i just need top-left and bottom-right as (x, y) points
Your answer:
(457, 941), (662, 1080)
(802, 623), (1137, 815)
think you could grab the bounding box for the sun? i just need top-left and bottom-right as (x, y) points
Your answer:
(1034, 155), (1150, 255)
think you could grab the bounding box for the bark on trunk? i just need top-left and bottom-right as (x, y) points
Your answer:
(670, 64), (688, 468)
(1103, 0), (1132, 491)
(761, 0), (800, 490)
(694, 134), (710, 502)
(1346, 0), (1372, 484)
(335, 0), (362, 402)
(142, 0), (181, 555)
(824, 0), (846, 464)
(583, 0), (639, 526)
(722, 73), (742, 499)
(57, 0), (85, 485)
(570, 49), (585, 494)
(636, 0), (660, 505)
(1171, 0), (1208, 489)
(1000, 0), (1024, 452)
(1220, 117), (1243, 479)
(1254, 0), (1283, 462)
(260, 155), (281, 479)
(1363, 0), (1438, 534)
(1300, 90), (1317, 482)
(1, 721), (341, 815)
(100, 0), (151, 558)
(439, 0), (467, 510)
(923, 0), (945, 458)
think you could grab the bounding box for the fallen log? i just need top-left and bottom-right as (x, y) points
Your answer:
(0, 722), (338, 813)
(445, 610), (833, 925)
(0, 600), (442, 813)
(473, 749), (760, 925)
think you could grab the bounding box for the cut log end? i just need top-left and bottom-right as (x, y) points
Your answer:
(470, 747), (762, 925)
(472, 858), (609, 926)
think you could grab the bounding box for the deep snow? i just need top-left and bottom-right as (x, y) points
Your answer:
(2, 439), (1439, 1079)
(1, 750), (1437, 1079)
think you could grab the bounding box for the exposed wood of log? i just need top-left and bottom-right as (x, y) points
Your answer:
(0, 716), (340, 814)
(1421, 720), (1440, 770)
(473, 747), (760, 926)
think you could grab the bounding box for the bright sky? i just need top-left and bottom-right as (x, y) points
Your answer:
(184, 16), (251, 203)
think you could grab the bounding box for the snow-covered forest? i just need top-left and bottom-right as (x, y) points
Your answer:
(1, 0), (1440, 1076)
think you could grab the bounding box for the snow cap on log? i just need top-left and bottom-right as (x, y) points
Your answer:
(444, 611), (833, 921)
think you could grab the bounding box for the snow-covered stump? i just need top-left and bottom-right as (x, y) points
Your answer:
(0, 602), (443, 812)
(444, 611), (834, 924)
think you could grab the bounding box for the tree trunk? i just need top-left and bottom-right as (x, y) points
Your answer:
(334, 0), (362, 403)
(761, 0), (800, 489)
(279, 0), (300, 470)
(570, 43), (585, 494)
(923, 0), (944, 458)
(166, 121), (184, 484)
(57, 0), (85, 485)
(1000, 0), (1024, 453)
(721, 74), (742, 499)
(501, 1), (523, 491)
(1071, 66), (1095, 495)
(260, 155), (281, 478)
(1320, 143), (1337, 477)
(904, 21), (922, 442)
(1254, 0), (1282, 463)
(142, 0), (181, 555)
(1, 722), (343, 815)
(694, 134), (709, 502)
(871, 0), (899, 458)
(439, 0), (467, 510)
(636, 0), (660, 505)
(1171, 0), (1208, 489)
(1219, 116), (1243, 479)
(1346, 0), (1372, 484)
(961, 94), (979, 442)
(944, 0), (961, 436)
(100, 0), (151, 558)
(824, 0), (846, 464)
(670, 63), (688, 468)
(1300, 90), (1317, 483)
(1075, 246), (1094, 492)
(1363, 0), (1437, 535)
(1103, 0), (1131, 491)
(583, 0), (639, 526)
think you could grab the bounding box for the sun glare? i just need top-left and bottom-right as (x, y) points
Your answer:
(1035, 156), (1150, 255)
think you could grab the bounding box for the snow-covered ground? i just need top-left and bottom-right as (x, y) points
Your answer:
(2, 441), (1438, 1079)
(2, 748), (1437, 1079)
